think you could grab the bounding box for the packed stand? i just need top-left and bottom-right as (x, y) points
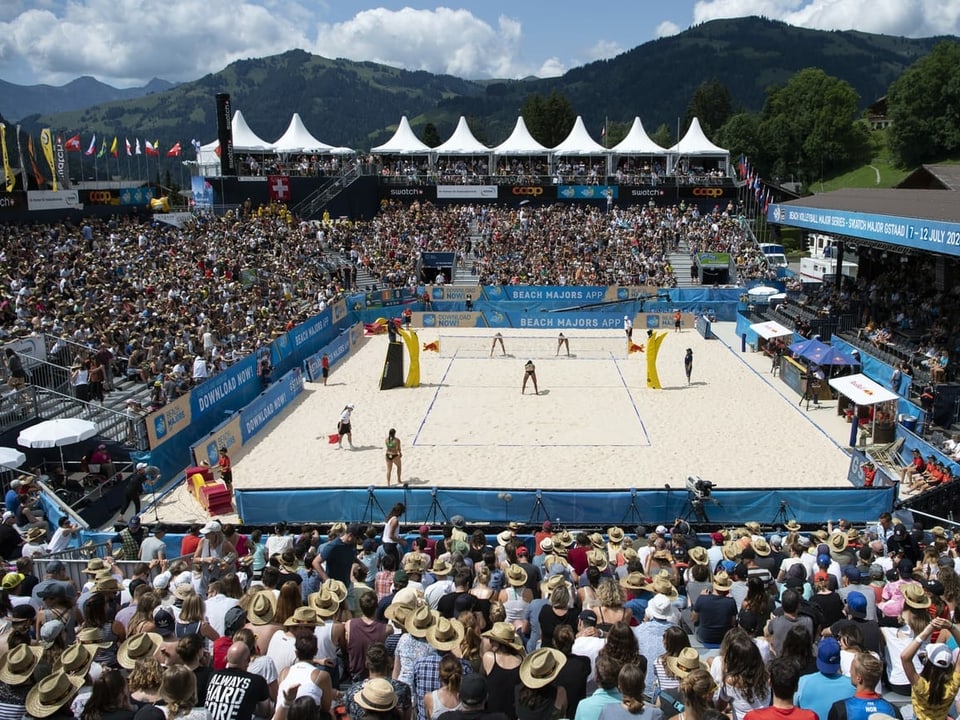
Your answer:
(2, 509), (958, 720)
(0, 209), (349, 410)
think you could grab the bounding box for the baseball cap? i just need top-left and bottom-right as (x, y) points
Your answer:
(711, 532), (724, 543)
(816, 637), (842, 674)
(927, 643), (953, 669)
(841, 565), (861, 582)
(1, 511), (14, 522)
(362, 539), (378, 552)
(152, 573), (171, 590)
(46, 560), (66, 575)
(459, 674), (487, 706)
(898, 558), (915, 577)
(542, 520), (552, 531)
(128, 516), (141, 528)
(817, 554), (831, 567)
(925, 579), (945, 596)
(392, 570), (408, 586)
(516, 546), (529, 557)
(846, 591), (868, 619)
(655, 525), (668, 535)
(870, 563), (885, 579)
(153, 609), (175, 636)
(136, 463), (147, 470)
(579, 609), (598, 626)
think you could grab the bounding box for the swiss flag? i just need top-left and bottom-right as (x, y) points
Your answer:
(166, 142), (182, 157)
(268, 174), (290, 203)
(64, 134), (82, 152)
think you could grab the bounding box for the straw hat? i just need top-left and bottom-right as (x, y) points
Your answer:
(784, 520), (801, 532)
(752, 538), (771, 557)
(505, 564), (528, 587)
(322, 579), (348, 604)
(688, 546), (709, 566)
(426, 616), (464, 651)
(172, 583), (195, 601)
(284, 607), (322, 628)
(403, 556), (427, 574)
(666, 647), (709, 678)
(497, 530), (513, 547)
(277, 554), (299, 574)
(404, 604), (438, 639)
(82, 558), (106, 575)
(931, 526), (948, 539)
(541, 574), (569, 594)
(539, 537), (554, 553)
(59, 643), (97, 678)
(607, 526), (625, 544)
(76, 626), (112, 649)
(712, 571), (733, 592)
(79, 540), (98, 559)
(745, 521), (762, 535)
(829, 533), (848, 553)
(25, 527), (46, 543)
(589, 533), (605, 550)
(25, 671), (84, 719)
(811, 530), (829, 542)
(248, 591), (277, 626)
(722, 541), (740, 561)
(519, 648), (566, 689)
(355, 678), (398, 713)
(482, 622), (524, 653)
(0, 643), (42, 684)
(431, 559), (453, 577)
(645, 571), (678, 599)
(93, 577), (122, 593)
(384, 587), (421, 625)
(586, 549), (608, 572)
(903, 583), (931, 610)
(555, 530), (574, 547)
(117, 633), (162, 670)
(620, 572), (647, 591)
(308, 587), (339, 618)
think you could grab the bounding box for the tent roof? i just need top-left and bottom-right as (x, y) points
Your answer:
(433, 116), (490, 154)
(788, 338), (859, 366)
(669, 117), (728, 155)
(271, 113), (334, 153)
(371, 116), (432, 154)
(611, 117), (669, 155)
(552, 116), (607, 155)
(493, 116), (550, 155)
(230, 110), (273, 151)
(828, 374), (898, 406)
(749, 320), (793, 340)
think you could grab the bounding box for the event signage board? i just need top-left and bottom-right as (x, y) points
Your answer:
(436, 185), (497, 199)
(429, 286), (477, 302)
(768, 202), (960, 258)
(621, 186), (671, 201)
(146, 393), (192, 449)
(414, 312), (486, 328)
(191, 415), (243, 467)
(422, 252), (456, 267)
(697, 252), (731, 267)
(288, 308), (333, 352)
(380, 185), (435, 201)
(239, 368), (304, 443)
(489, 286), (609, 302)
(82, 190), (119, 206)
(0, 192), (27, 212)
(304, 326), (353, 382)
(120, 187), (156, 205)
(678, 185), (736, 199)
(189, 355), (259, 420)
(27, 189), (80, 211)
(557, 185), (618, 200)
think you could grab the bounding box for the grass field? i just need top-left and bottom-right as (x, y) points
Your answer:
(814, 160), (910, 192)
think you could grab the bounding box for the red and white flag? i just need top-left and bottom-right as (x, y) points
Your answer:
(267, 174), (290, 203)
(125, 138), (132, 156)
(166, 142), (182, 157)
(64, 134), (82, 152)
(84, 134), (97, 156)
(145, 140), (159, 157)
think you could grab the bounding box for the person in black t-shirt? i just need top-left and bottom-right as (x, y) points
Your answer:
(204, 642), (271, 720)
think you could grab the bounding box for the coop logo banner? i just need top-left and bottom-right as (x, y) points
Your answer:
(414, 312), (486, 328)
(557, 185), (618, 200)
(190, 416), (242, 467)
(240, 368), (304, 442)
(146, 394), (192, 449)
(436, 185), (497, 199)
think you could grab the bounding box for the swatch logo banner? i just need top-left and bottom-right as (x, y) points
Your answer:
(511, 186), (544, 196)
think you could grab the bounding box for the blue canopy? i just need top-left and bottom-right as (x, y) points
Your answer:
(788, 338), (859, 366)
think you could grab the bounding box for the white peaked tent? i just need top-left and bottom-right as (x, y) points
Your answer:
(551, 116), (607, 155)
(493, 116), (550, 155)
(433, 116), (490, 154)
(229, 110), (273, 151)
(271, 113), (334, 153)
(611, 117), (669, 155)
(668, 117), (729, 173)
(371, 116), (432, 154)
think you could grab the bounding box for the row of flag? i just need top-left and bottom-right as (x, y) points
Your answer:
(736, 154), (771, 213)
(65, 134), (184, 158)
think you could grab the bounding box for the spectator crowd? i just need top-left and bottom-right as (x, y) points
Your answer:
(0, 511), (958, 720)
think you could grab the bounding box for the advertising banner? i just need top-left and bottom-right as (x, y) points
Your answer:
(364, 286), (418, 309)
(191, 176), (213, 209)
(413, 312), (486, 329)
(146, 393), (192, 449)
(679, 185), (735, 200)
(557, 185), (618, 200)
(27, 189), (80, 211)
(349, 323), (364, 349)
(428, 286), (478, 302)
(190, 414), (243, 467)
(505, 185), (556, 201)
(602, 286), (663, 302)
(768, 202), (960, 258)
(189, 356), (259, 421)
(288, 307), (333, 352)
(436, 185), (498, 200)
(487, 286), (609, 303)
(697, 252), (731, 267)
(331, 299), (347, 324)
(82, 189), (120, 206)
(0, 192), (27, 213)
(239, 368), (304, 443)
(621, 186), (671, 202)
(305, 327), (354, 382)
(496, 313), (628, 330)
(421, 252), (456, 267)
(120, 187), (156, 205)
(380, 185), (436, 201)
(639, 312), (696, 330)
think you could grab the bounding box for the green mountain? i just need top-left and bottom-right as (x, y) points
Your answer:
(25, 16), (954, 152)
(0, 76), (174, 122)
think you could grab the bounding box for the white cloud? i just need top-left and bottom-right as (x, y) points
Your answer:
(537, 57), (567, 78)
(692, 0), (960, 37)
(655, 20), (682, 37)
(584, 40), (624, 61)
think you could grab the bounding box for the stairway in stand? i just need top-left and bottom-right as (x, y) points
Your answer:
(669, 238), (697, 288)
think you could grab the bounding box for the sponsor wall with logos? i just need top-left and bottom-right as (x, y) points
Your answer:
(304, 323), (364, 382)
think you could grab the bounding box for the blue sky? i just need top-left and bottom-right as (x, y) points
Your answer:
(0, 0), (958, 87)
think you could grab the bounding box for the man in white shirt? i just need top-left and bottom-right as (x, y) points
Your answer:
(192, 354), (209, 384)
(139, 525), (168, 562)
(205, 582), (240, 637)
(47, 516), (79, 554)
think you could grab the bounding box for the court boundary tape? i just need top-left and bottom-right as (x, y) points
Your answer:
(413, 350), (457, 447)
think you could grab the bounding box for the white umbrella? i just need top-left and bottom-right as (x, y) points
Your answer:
(747, 286), (778, 297)
(18, 418), (98, 468)
(0, 447), (26, 470)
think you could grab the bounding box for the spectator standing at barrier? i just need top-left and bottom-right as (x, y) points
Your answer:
(522, 361), (539, 396)
(321, 353), (330, 386)
(684, 349), (693, 384)
(674, 311), (682, 333)
(385, 429), (402, 487)
(557, 334), (570, 357)
(338, 404), (355, 449)
(217, 448), (233, 496)
(491, 333), (506, 358)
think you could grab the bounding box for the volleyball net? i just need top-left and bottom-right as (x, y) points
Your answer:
(432, 333), (640, 359)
